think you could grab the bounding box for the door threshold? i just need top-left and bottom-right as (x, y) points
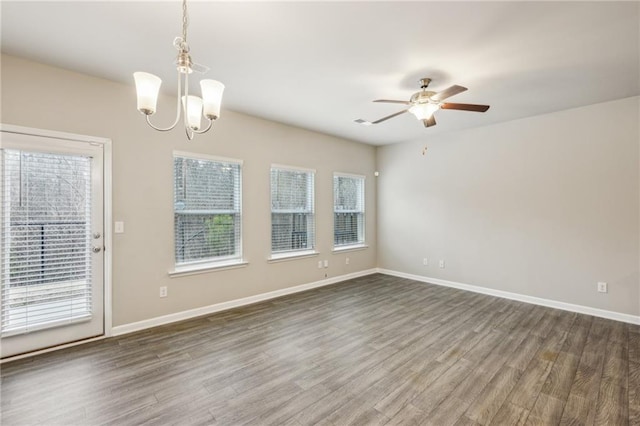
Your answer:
(0, 334), (106, 364)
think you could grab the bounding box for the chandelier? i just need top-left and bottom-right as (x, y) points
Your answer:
(133, 0), (225, 140)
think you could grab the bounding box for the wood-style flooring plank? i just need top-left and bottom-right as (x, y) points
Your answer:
(489, 402), (529, 425)
(630, 360), (640, 425)
(594, 319), (630, 426)
(464, 365), (523, 424)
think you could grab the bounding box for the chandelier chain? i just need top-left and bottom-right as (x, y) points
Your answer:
(182, 0), (188, 45)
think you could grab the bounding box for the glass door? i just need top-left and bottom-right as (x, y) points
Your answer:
(1, 132), (104, 358)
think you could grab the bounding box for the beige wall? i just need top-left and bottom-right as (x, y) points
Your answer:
(2, 54), (638, 326)
(1, 55), (377, 326)
(377, 96), (640, 316)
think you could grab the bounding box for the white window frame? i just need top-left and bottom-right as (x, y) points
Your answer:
(170, 151), (246, 276)
(269, 164), (317, 261)
(333, 172), (366, 251)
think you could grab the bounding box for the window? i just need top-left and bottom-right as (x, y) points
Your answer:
(173, 152), (242, 268)
(270, 166), (315, 256)
(333, 173), (365, 248)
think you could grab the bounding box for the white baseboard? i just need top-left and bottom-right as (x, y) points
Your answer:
(377, 268), (640, 325)
(112, 269), (378, 336)
(6, 267), (636, 363)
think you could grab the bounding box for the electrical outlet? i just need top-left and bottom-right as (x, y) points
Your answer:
(423, 258), (428, 266)
(597, 282), (608, 293)
(324, 260), (329, 268)
(439, 260), (445, 269)
(345, 257), (350, 265)
(159, 286), (168, 298)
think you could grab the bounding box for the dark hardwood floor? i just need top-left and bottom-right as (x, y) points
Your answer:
(1, 273), (638, 425)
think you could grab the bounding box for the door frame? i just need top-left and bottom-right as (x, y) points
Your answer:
(0, 124), (112, 360)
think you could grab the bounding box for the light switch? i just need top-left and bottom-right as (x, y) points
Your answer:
(114, 221), (124, 234)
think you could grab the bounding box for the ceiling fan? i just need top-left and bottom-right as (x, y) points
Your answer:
(355, 78), (490, 128)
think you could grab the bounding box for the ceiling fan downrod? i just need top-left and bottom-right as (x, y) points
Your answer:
(419, 77), (432, 90)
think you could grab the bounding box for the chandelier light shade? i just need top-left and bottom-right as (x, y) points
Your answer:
(133, 72), (162, 115)
(133, 0), (225, 140)
(182, 95), (203, 130)
(200, 80), (225, 119)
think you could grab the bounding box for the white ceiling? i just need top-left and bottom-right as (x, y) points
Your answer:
(2, 1), (639, 145)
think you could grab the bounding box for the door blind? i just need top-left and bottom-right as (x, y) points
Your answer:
(1, 149), (93, 335)
(271, 167), (315, 253)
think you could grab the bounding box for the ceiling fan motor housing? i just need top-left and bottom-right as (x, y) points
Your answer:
(410, 91), (437, 105)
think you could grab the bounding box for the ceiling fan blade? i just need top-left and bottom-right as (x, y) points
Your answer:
(371, 109), (408, 124)
(423, 115), (436, 127)
(373, 99), (411, 105)
(431, 85), (468, 101)
(191, 62), (210, 74)
(441, 103), (490, 112)
(172, 59), (210, 74)
(354, 118), (372, 125)
(354, 109), (408, 125)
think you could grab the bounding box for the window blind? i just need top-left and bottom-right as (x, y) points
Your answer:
(1, 149), (93, 335)
(174, 154), (242, 266)
(334, 174), (365, 247)
(270, 167), (315, 254)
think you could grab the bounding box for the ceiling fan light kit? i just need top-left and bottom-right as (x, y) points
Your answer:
(133, 0), (225, 140)
(355, 77), (490, 128)
(408, 103), (440, 120)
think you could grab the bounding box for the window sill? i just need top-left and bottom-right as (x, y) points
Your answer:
(268, 250), (319, 263)
(332, 244), (369, 253)
(168, 260), (248, 278)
